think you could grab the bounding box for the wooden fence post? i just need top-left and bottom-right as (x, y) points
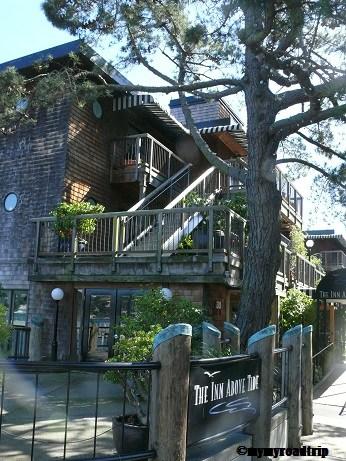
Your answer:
(202, 322), (221, 356)
(149, 323), (192, 461)
(283, 324), (303, 447)
(302, 325), (313, 435)
(224, 322), (240, 354)
(247, 325), (276, 448)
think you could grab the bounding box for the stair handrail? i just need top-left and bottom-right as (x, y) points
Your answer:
(127, 163), (192, 213)
(164, 166), (216, 209)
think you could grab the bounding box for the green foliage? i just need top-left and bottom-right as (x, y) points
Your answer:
(0, 285), (11, 350)
(218, 193), (247, 220)
(0, 304), (11, 348)
(50, 201), (105, 238)
(106, 289), (206, 420)
(178, 234), (194, 250)
(290, 226), (307, 257)
(279, 289), (315, 334)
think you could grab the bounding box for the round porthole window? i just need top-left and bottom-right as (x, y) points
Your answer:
(4, 193), (18, 212)
(92, 101), (103, 119)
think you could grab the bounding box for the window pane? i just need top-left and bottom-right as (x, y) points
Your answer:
(12, 291), (28, 326)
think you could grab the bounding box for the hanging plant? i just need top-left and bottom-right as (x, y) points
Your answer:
(50, 201), (105, 238)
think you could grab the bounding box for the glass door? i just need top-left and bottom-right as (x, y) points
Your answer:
(82, 289), (116, 361)
(81, 288), (145, 361)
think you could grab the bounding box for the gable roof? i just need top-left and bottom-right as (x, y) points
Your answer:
(0, 40), (131, 86)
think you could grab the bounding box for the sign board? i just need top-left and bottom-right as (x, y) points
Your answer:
(188, 356), (261, 446)
(317, 290), (346, 300)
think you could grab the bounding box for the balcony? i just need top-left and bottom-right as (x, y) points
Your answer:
(315, 250), (346, 271)
(31, 206), (246, 286)
(110, 133), (186, 187)
(277, 243), (324, 291)
(276, 170), (303, 229)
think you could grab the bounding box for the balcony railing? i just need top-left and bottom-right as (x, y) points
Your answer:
(228, 164), (303, 224)
(315, 250), (346, 271)
(111, 133), (186, 182)
(32, 206), (246, 274)
(276, 169), (303, 224)
(278, 244), (324, 289)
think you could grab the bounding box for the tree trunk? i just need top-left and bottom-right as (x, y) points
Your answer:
(236, 27), (282, 350)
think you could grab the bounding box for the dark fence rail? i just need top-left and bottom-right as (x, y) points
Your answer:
(0, 360), (159, 461)
(272, 348), (289, 410)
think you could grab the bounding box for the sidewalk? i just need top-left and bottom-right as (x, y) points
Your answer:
(298, 363), (346, 460)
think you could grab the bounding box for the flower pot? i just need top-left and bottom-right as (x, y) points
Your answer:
(112, 415), (148, 454)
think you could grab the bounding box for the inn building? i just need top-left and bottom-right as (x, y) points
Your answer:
(0, 41), (324, 361)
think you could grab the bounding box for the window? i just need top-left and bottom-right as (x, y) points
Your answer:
(4, 193), (18, 212)
(0, 289), (28, 326)
(92, 101), (103, 119)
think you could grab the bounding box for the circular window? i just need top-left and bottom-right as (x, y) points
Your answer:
(92, 101), (103, 119)
(4, 193), (18, 212)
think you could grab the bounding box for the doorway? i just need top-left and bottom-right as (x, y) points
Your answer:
(80, 288), (143, 361)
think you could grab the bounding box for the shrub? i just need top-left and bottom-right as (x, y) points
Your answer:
(106, 289), (206, 422)
(50, 201), (105, 238)
(0, 304), (11, 349)
(279, 288), (315, 334)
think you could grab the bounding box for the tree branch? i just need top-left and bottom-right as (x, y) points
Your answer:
(276, 158), (346, 189)
(278, 75), (346, 111)
(271, 103), (346, 140)
(297, 131), (346, 161)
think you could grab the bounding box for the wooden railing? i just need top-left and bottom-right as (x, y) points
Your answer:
(315, 250), (346, 271)
(32, 206), (246, 272)
(111, 133), (186, 180)
(276, 169), (303, 223)
(278, 244), (324, 289)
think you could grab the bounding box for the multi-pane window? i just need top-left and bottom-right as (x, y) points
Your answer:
(0, 289), (28, 326)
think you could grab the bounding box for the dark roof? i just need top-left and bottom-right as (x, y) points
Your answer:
(305, 231), (346, 249)
(198, 123), (248, 149)
(113, 94), (189, 138)
(0, 40), (131, 86)
(316, 268), (346, 301)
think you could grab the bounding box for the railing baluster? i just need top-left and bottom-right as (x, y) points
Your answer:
(0, 371), (5, 441)
(93, 372), (100, 458)
(31, 373), (39, 461)
(121, 370), (128, 451)
(63, 370), (71, 460)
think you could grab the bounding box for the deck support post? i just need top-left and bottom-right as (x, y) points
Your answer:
(149, 324), (192, 461)
(247, 325), (276, 453)
(302, 325), (313, 435)
(283, 324), (303, 447)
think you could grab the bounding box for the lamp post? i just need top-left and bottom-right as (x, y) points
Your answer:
(305, 239), (314, 261)
(161, 288), (173, 300)
(51, 288), (64, 361)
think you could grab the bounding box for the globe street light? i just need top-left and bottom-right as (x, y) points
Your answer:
(161, 287), (173, 300)
(51, 288), (64, 361)
(305, 239), (315, 261)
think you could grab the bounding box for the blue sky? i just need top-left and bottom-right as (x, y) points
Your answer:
(1, 0), (344, 234)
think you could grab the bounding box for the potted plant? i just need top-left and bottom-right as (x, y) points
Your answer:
(105, 289), (205, 454)
(50, 201), (105, 251)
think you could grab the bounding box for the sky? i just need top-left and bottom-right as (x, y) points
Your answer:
(0, 0), (344, 235)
